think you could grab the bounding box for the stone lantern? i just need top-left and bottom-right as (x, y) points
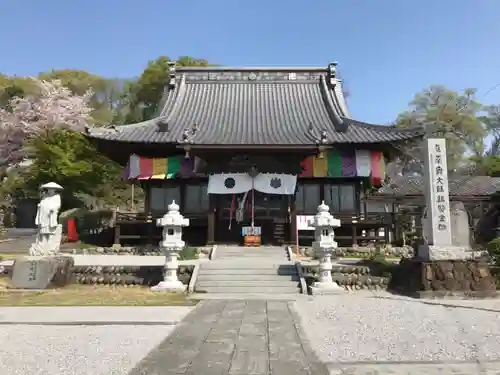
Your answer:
(308, 201), (343, 295)
(151, 200), (190, 292)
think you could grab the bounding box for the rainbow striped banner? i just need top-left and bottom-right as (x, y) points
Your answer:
(123, 155), (200, 180)
(299, 150), (385, 184)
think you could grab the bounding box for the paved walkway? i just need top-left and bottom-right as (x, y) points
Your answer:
(128, 300), (329, 375)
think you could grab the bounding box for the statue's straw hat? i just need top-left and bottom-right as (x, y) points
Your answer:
(40, 182), (63, 190)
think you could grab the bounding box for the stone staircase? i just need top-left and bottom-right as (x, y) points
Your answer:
(194, 246), (301, 294)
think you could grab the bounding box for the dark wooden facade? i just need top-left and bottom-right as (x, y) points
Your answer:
(86, 64), (424, 247)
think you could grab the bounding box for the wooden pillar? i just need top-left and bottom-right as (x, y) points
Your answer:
(207, 195), (215, 245)
(179, 180), (186, 213)
(114, 225), (121, 247)
(112, 208), (121, 247)
(290, 197), (297, 245)
(384, 223), (390, 244)
(146, 212), (154, 248)
(391, 212), (398, 244)
(351, 224), (357, 247)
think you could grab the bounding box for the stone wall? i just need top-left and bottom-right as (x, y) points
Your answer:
(300, 246), (414, 259)
(302, 264), (391, 291)
(70, 246), (208, 258)
(389, 259), (497, 298)
(73, 265), (194, 286)
(0, 263), (194, 287)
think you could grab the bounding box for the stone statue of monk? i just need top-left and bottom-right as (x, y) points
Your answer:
(29, 182), (63, 256)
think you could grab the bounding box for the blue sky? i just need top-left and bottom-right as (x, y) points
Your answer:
(1, 0), (499, 124)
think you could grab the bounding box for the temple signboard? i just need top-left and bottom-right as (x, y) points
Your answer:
(422, 138), (452, 246)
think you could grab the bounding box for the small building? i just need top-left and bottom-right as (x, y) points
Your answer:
(366, 175), (500, 244)
(86, 63), (423, 247)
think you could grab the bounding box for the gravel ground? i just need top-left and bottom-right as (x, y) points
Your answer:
(294, 292), (500, 363)
(0, 325), (174, 375)
(0, 306), (193, 324)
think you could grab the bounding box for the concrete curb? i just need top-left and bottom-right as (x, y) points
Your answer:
(0, 320), (181, 326)
(187, 262), (200, 294)
(0, 256), (201, 267)
(295, 261), (308, 294)
(286, 245), (293, 261)
(325, 359), (500, 374)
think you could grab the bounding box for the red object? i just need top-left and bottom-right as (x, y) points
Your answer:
(138, 157), (153, 179)
(370, 151), (383, 186)
(299, 156), (314, 177)
(67, 218), (79, 242)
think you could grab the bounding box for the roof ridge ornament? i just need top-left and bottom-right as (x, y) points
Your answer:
(180, 123), (198, 143)
(328, 62), (337, 78)
(167, 61), (176, 88)
(327, 62), (338, 87)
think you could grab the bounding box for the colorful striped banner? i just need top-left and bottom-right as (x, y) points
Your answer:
(299, 150), (386, 185)
(327, 150), (342, 177)
(166, 156), (181, 179)
(125, 151), (386, 185)
(151, 158), (168, 179)
(125, 155), (198, 180)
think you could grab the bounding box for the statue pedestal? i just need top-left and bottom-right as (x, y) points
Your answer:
(151, 280), (186, 293)
(389, 257), (497, 299)
(309, 281), (344, 295)
(418, 245), (473, 261)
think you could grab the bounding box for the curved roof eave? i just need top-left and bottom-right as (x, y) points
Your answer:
(85, 65), (425, 145)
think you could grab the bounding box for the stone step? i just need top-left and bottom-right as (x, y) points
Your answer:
(218, 255), (287, 259)
(217, 251), (286, 256)
(201, 262), (295, 270)
(197, 274), (300, 281)
(194, 286), (301, 294)
(217, 250), (286, 255)
(198, 268), (297, 275)
(197, 280), (300, 288)
(189, 293), (299, 300)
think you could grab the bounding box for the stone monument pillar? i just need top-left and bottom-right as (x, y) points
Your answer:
(418, 138), (471, 260)
(29, 182), (64, 256)
(151, 200), (189, 293)
(392, 137), (497, 299)
(308, 201), (343, 295)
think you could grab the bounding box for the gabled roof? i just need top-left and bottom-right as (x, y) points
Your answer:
(86, 64), (424, 146)
(370, 175), (500, 199)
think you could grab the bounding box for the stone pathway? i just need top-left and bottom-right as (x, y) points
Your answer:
(128, 300), (328, 375)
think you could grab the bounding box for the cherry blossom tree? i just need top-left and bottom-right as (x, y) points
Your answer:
(0, 79), (93, 231)
(0, 78), (93, 178)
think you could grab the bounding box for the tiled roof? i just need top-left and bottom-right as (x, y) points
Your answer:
(86, 65), (424, 146)
(372, 175), (500, 198)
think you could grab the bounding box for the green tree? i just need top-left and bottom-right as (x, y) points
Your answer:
(18, 130), (123, 209)
(126, 56), (211, 123)
(396, 85), (485, 171)
(0, 75), (39, 109)
(464, 104), (500, 176)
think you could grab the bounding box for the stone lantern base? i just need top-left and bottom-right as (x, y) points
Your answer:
(151, 280), (186, 293)
(417, 244), (473, 261)
(309, 281), (345, 295)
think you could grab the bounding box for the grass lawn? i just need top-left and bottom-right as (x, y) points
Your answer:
(0, 253), (25, 261)
(0, 278), (197, 307)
